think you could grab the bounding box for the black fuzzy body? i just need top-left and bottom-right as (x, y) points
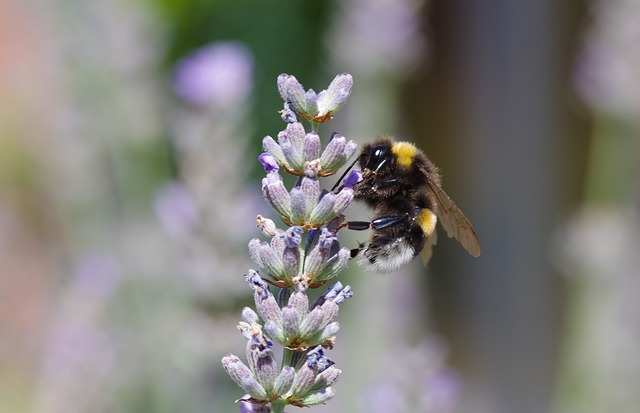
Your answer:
(352, 136), (439, 271)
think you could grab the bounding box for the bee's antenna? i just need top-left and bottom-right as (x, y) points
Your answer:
(331, 157), (359, 192)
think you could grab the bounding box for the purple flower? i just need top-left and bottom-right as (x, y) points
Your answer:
(344, 169), (363, 188)
(239, 399), (269, 413)
(258, 153), (279, 172)
(173, 41), (254, 106)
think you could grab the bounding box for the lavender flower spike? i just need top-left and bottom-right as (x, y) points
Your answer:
(224, 73), (358, 413)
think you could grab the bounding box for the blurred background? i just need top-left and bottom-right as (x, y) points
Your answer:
(1, 0), (638, 412)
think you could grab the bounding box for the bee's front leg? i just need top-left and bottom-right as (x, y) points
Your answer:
(340, 214), (408, 232)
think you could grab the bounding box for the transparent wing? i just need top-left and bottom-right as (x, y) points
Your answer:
(424, 174), (481, 257)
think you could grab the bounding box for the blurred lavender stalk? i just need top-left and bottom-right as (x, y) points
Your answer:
(167, 40), (261, 300)
(33, 253), (122, 413)
(553, 0), (640, 412)
(29, 2), (253, 413)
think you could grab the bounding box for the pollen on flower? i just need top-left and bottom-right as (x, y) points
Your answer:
(304, 159), (322, 178)
(292, 274), (312, 290)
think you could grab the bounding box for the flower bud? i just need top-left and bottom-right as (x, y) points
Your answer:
(289, 187), (306, 225)
(279, 101), (298, 124)
(262, 136), (287, 168)
(262, 172), (292, 220)
(303, 132), (321, 162)
(319, 134), (346, 171)
(290, 364), (317, 399)
(333, 187), (354, 216)
(277, 74), (308, 119)
(301, 177), (320, 216)
(315, 73), (353, 122)
(273, 366), (295, 396)
(222, 354), (268, 400)
(282, 306), (302, 343)
(309, 192), (337, 226)
(300, 387), (336, 406)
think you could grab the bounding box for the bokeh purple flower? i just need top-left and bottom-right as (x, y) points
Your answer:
(173, 41), (254, 106)
(573, 0), (640, 117)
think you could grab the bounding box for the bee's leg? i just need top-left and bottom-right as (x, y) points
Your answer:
(342, 214), (407, 232)
(370, 214), (408, 229)
(345, 221), (372, 231)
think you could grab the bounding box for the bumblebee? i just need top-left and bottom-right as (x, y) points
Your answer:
(341, 136), (481, 272)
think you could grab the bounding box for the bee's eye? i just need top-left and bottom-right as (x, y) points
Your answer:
(367, 146), (390, 172)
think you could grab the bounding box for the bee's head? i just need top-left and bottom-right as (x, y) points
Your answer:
(360, 143), (393, 174)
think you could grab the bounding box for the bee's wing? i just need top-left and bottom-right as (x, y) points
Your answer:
(424, 174), (481, 257)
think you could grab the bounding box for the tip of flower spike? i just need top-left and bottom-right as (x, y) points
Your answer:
(277, 73), (353, 124)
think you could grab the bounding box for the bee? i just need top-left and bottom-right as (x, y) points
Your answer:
(339, 136), (480, 272)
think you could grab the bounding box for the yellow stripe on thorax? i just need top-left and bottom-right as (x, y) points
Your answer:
(390, 141), (417, 168)
(417, 209), (437, 236)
